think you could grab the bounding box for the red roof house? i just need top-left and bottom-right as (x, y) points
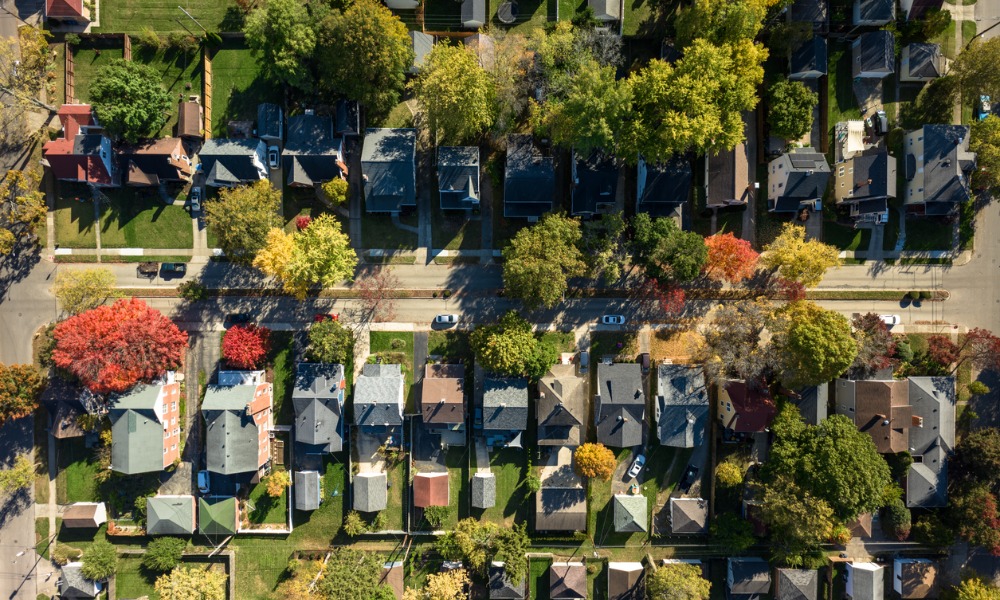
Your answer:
(46, 0), (91, 23)
(717, 380), (777, 433)
(413, 472), (449, 508)
(43, 105), (118, 187)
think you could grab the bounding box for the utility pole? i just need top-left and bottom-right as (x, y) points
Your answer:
(178, 6), (207, 33)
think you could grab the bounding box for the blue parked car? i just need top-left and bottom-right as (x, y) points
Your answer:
(978, 95), (992, 121)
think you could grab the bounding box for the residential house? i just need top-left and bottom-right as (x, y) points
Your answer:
(45, 0), (90, 27)
(636, 155), (692, 220)
(792, 383), (829, 425)
(109, 378), (181, 474)
(656, 364), (709, 448)
(768, 148), (831, 213)
(537, 364), (587, 447)
(294, 471), (321, 511)
(572, 151), (618, 217)
(381, 561), (405, 600)
(669, 497), (709, 534)
(707, 115), (752, 207)
(489, 561), (526, 600)
(121, 138), (194, 187)
(354, 363), (405, 435)
(178, 100), (203, 139)
(589, 0), (620, 22)
(202, 371), (273, 479)
(60, 563), (102, 599)
(199, 497), (238, 536)
(481, 376), (529, 447)
(535, 488), (587, 532)
(409, 31), (434, 73)
(462, 0), (486, 28)
(854, 0), (894, 25)
(848, 513), (874, 539)
(608, 562), (645, 600)
(728, 558), (771, 600)
(413, 472), (449, 508)
(834, 150), (896, 223)
(613, 494), (648, 533)
(906, 377), (955, 508)
(788, 0), (828, 32)
(437, 146), (480, 211)
(257, 103), (283, 142)
(62, 503), (107, 528)
(853, 31), (895, 79)
(362, 128), (417, 214)
(292, 363), (346, 455)
(776, 569), (819, 600)
(472, 472), (496, 509)
(43, 104), (118, 187)
(283, 113), (346, 188)
(903, 125), (976, 216)
(901, 43), (947, 82)
(718, 380), (777, 434)
(846, 562), (885, 600)
(421, 364), (466, 446)
(595, 363), (645, 448)
(198, 138), (268, 187)
(550, 562), (588, 600)
(894, 559), (938, 599)
(835, 378), (912, 453)
(335, 100), (360, 137)
(790, 37), (828, 80)
(505, 134), (555, 220)
(145, 495), (196, 535)
(901, 0), (943, 20)
(353, 472), (388, 513)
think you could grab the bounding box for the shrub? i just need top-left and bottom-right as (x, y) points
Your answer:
(829, 524), (851, 545)
(909, 291), (921, 300)
(424, 505), (449, 529)
(321, 178), (348, 206)
(295, 215), (313, 230)
(178, 280), (208, 301)
(885, 451), (914, 481)
(64, 33), (81, 47)
(142, 538), (186, 572)
(390, 338), (406, 350)
(372, 512), (386, 531)
(81, 540), (117, 580)
(968, 381), (991, 396)
(264, 469), (291, 497)
(920, 291), (933, 299)
(912, 514), (954, 548)
(166, 32), (199, 54)
(344, 511), (366, 536)
(882, 497), (911, 541)
(52, 544), (82, 566)
(524, 473), (541, 493)
(136, 27), (164, 51)
(715, 460), (744, 488)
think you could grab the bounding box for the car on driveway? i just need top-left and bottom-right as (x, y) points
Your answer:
(679, 464), (699, 491)
(627, 454), (646, 479)
(602, 314), (625, 325)
(879, 314), (901, 327)
(435, 314), (458, 326)
(197, 470), (210, 494)
(189, 186), (202, 212)
(267, 146), (280, 170)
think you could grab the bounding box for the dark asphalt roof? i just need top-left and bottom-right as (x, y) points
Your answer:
(853, 31), (895, 76)
(595, 363), (645, 447)
(636, 155), (691, 218)
(907, 43), (944, 78)
(483, 377), (529, 431)
(437, 146), (480, 210)
(362, 128), (417, 212)
(791, 37), (827, 76)
(504, 134), (554, 219)
(571, 151), (618, 216)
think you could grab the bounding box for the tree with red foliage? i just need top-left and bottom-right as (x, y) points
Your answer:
(222, 325), (271, 370)
(927, 335), (960, 368)
(703, 232), (759, 283)
(639, 278), (686, 318)
(957, 328), (1000, 372)
(952, 485), (1000, 555)
(775, 278), (806, 302)
(295, 215), (313, 231)
(53, 298), (187, 394)
(850, 313), (896, 378)
(355, 267), (401, 323)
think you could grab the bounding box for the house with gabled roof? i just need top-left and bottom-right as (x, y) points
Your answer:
(636, 155), (692, 220)
(551, 562), (588, 600)
(146, 495), (196, 535)
(421, 364), (466, 445)
(178, 100), (203, 139)
(438, 146), (480, 211)
(707, 114), (751, 207)
(613, 494), (648, 533)
(198, 138), (268, 187)
(505, 134), (555, 220)
(728, 558), (771, 600)
(202, 373), (273, 478)
(199, 497), (238, 536)
(571, 151), (618, 217)
(790, 37), (828, 80)
(776, 569), (819, 600)
(473, 472), (496, 509)
(413, 472), (449, 508)
(904, 125), (975, 216)
(901, 43), (947, 82)
(792, 383), (828, 425)
(489, 561), (526, 600)
(46, 0), (91, 27)
(121, 138), (194, 187)
(718, 380), (777, 434)
(283, 112), (346, 188)
(257, 103), (283, 142)
(835, 378), (912, 453)
(63, 503), (107, 528)
(768, 148), (831, 212)
(362, 128), (417, 214)
(853, 31), (895, 79)
(537, 364), (586, 447)
(595, 363), (645, 448)
(43, 104), (118, 187)
(481, 376), (529, 447)
(109, 378), (181, 474)
(608, 562), (645, 600)
(846, 562), (884, 600)
(293, 363), (346, 454)
(354, 472), (388, 513)
(60, 562), (102, 598)
(294, 471), (321, 511)
(894, 559), (938, 599)
(788, 0), (828, 32)
(834, 150), (896, 224)
(854, 0), (894, 25)
(669, 498), (708, 534)
(536, 488), (587, 532)
(656, 365), (708, 447)
(906, 377), (955, 508)
(354, 363), (404, 434)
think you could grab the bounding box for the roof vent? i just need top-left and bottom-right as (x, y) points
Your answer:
(439, 399), (446, 405)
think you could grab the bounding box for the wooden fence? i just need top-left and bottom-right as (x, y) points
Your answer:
(203, 49), (213, 139)
(64, 44), (75, 104)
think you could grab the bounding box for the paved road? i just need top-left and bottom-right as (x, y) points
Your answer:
(0, 417), (36, 600)
(976, 0), (1000, 40)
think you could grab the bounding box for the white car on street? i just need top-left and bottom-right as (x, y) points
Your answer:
(435, 314), (458, 326)
(602, 314), (625, 325)
(879, 315), (901, 327)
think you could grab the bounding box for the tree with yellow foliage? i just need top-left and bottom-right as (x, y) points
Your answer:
(403, 568), (470, 600)
(253, 214), (357, 299)
(155, 566), (226, 600)
(760, 223), (840, 288)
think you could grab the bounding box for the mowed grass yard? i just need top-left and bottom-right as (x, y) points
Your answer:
(93, 0), (241, 33)
(71, 47), (124, 103)
(133, 47), (204, 138)
(210, 41), (281, 138)
(369, 331), (416, 412)
(54, 186), (193, 249)
(56, 438), (100, 504)
(473, 448), (529, 526)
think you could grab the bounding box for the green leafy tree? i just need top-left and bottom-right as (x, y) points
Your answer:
(952, 37), (1000, 105)
(90, 60), (172, 142)
(955, 577), (1000, 600)
(710, 513), (755, 553)
(631, 213), (708, 282)
(470, 311), (554, 378)
(760, 478), (836, 564)
(0, 364), (44, 425)
(534, 59), (630, 154)
(307, 319), (354, 364)
(850, 313), (896, 378)
(203, 180), (281, 264)
(404, 569), (469, 600)
(316, 0), (413, 120)
(760, 223), (840, 287)
(155, 566), (226, 600)
(952, 485), (1000, 553)
(423, 505), (449, 529)
(81, 540), (117, 580)
(244, 0), (316, 91)
(253, 214), (357, 299)
(674, 0), (767, 47)
(53, 268), (120, 315)
(479, 31), (532, 134)
(437, 519), (529, 584)
(767, 77), (818, 140)
(0, 454), (35, 493)
(912, 514), (954, 548)
(953, 428), (1000, 490)
(971, 115), (1000, 190)
(524, 341), (559, 381)
(321, 178), (348, 207)
(715, 461), (744, 488)
(647, 562), (711, 600)
(502, 213), (586, 310)
(882, 495), (911, 540)
(411, 43), (493, 144)
(142, 538), (186, 573)
(579, 213), (626, 284)
(0, 169), (46, 256)
(773, 301), (858, 388)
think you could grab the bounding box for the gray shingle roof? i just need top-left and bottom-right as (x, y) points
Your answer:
(769, 148), (831, 212)
(855, 0), (894, 23)
(61, 563), (101, 598)
(283, 114), (343, 187)
(572, 151), (618, 216)
(483, 377), (529, 432)
(472, 472), (496, 509)
(613, 494), (648, 533)
(906, 43), (943, 79)
(795, 383), (828, 425)
(257, 103), (282, 140)
(791, 37), (828, 77)
(906, 125), (975, 211)
(109, 385), (166, 475)
(354, 364), (404, 427)
(550, 562), (588, 600)
(535, 488), (587, 531)
(438, 146), (480, 210)
(669, 498), (708, 534)
(853, 31), (895, 77)
(146, 495), (196, 535)
(538, 365), (586, 446)
(729, 558), (772, 596)
(906, 377), (955, 508)
(295, 470), (321, 511)
(839, 152), (895, 202)
(596, 363), (645, 448)
(777, 569), (819, 600)
(203, 386), (263, 475)
(199, 497), (238, 536)
(790, 0), (827, 28)
(504, 134), (554, 219)
(490, 561), (526, 599)
(362, 128), (417, 212)
(636, 156), (691, 218)
(199, 138), (267, 186)
(354, 472), (388, 512)
(293, 363), (344, 452)
(657, 365), (708, 448)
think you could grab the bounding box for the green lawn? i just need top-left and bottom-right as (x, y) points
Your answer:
(231, 537), (296, 600)
(474, 448), (529, 526)
(431, 204), (482, 251)
(824, 222), (871, 252)
(71, 47), (124, 103)
(93, 0), (241, 33)
(623, 0), (678, 37)
(56, 438), (100, 504)
(427, 331), (471, 360)
(539, 331), (576, 354)
(378, 101), (414, 129)
(529, 557), (553, 600)
(903, 217), (953, 252)
(35, 518), (50, 560)
(248, 482), (288, 525)
(269, 331), (295, 426)
(828, 42), (863, 138)
(590, 331), (639, 361)
(558, 0), (583, 20)
(361, 213), (419, 250)
(209, 41), (281, 138)
(132, 46), (204, 138)
(51, 42), (66, 106)
(55, 187), (193, 249)
(116, 557), (159, 599)
(369, 331), (416, 413)
(291, 456), (347, 546)
(385, 459), (407, 531)
(283, 186), (348, 234)
(489, 0), (551, 34)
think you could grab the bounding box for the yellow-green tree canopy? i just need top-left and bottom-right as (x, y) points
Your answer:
(971, 115), (1000, 190)
(53, 268), (120, 315)
(410, 43), (494, 145)
(253, 214), (357, 299)
(773, 300), (858, 388)
(155, 566), (226, 600)
(502, 213), (586, 310)
(0, 169), (46, 256)
(760, 222), (840, 287)
(647, 562), (711, 600)
(204, 180), (282, 264)
(759, 477), (836, 566)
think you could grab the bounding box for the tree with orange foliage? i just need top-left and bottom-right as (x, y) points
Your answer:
(704, 232), (759, 283)
(222, 324), (271, 370)
(52, 298), (187, 394)
(573, 443), (616, 481)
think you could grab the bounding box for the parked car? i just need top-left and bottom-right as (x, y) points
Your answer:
(313, 313), (339, 322)
(435, 314), (458, 326)
(189, 186), (202, 213)
(601, 314), (625, 325)
(879, 314), (901, 326)
(224, 313), (252, 328)
(268, 145), (280, 170)
(578, 351), (590, 374)
(197, 470), (210, 494)
(679, 464), (699, 491)
(160, 262), (187, 278)
(137, 261), (158, 279)
(979, 95), (992, 121)
(627, 454), (646, 479)
(873, 110), (888, 136)
(638, 352), (650, 374)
